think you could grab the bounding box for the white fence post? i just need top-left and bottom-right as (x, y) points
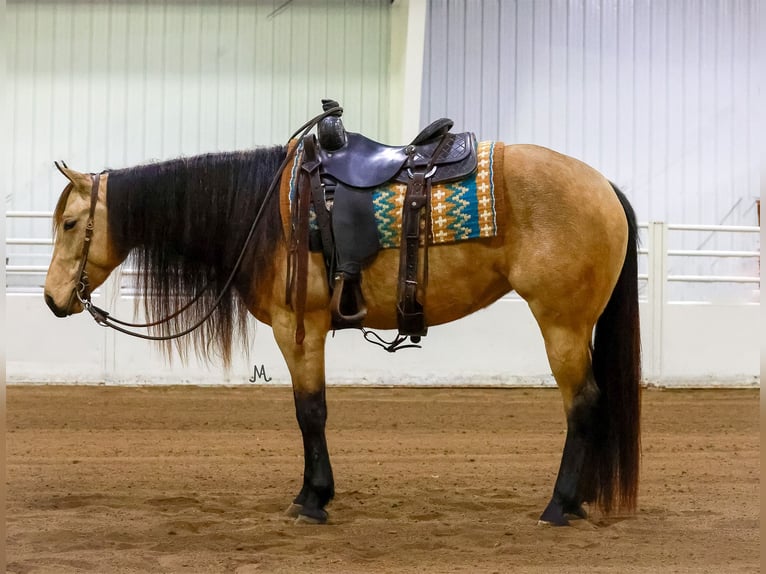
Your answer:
(647, 221), (667, 381)
(101, 273), (118, 383)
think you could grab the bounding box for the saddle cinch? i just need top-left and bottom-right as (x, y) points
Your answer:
(290, 99), (478, 343)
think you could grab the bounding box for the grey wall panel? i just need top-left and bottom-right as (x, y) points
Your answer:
(421, 0), (759, 302)
(421, 0), (759, 227)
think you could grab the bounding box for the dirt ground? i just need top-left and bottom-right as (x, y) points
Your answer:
(6, 385), (760, 574)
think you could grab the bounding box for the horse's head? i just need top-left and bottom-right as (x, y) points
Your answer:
(44, 163), (123, 317)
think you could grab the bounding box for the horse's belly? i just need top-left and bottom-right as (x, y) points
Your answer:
(359, 240), (512, 330)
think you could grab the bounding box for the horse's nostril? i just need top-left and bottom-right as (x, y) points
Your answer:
(44, 293), (68, 318)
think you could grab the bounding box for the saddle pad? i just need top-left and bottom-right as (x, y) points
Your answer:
(374, 140), (499, 247)
(279, 140), (503, 248)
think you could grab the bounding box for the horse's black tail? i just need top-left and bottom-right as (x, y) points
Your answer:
(583, 183), (642, 513)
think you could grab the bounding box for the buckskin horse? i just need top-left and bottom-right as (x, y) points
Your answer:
(43, 109), (641, 527)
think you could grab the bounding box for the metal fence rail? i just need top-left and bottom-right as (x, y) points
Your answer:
(6, 215), (761, 290)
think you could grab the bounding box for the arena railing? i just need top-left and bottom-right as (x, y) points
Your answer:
(6, 213), (761, 293)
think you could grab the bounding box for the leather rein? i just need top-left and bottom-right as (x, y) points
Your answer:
(74, 173), (222, 340)
(73, 107), (343, 341)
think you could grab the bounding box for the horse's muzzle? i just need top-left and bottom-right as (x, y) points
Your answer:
(44, 292), (71, 318)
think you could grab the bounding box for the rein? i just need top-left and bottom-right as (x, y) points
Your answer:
(75, 106), (343, 340)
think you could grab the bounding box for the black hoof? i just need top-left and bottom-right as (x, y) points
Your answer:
(285, 503), (303, 518)
(539, 503), (569, 526)
(565, 505), (588, 520)
(538, 499), (586, 526)
(296, 507), (328, 524)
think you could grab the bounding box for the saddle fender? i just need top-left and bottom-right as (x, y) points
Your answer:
(330, 181), (381, 276)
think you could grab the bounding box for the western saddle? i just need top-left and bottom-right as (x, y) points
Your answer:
(288, 100), (478, 347)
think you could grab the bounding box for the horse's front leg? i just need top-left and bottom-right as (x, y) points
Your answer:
(272, 309), (334, 524)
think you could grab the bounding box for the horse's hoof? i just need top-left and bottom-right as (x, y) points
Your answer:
(537, 518), (568, 527)
(295, 511), (327, 525)
(538, 509), (590, 527)
(294, 506), (328, 525)
(285, 503), (303, 518)
(295, 507), (328, 524)
(539, 497), (589, 526)
(566, 506), (588, 520)
(286, 501), (329, 524)
(538, 502), (570, 526)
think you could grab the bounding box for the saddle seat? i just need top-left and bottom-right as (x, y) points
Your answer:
(316, 119), (477, 189)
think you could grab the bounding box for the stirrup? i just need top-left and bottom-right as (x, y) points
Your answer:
(330, 273), (367, 329)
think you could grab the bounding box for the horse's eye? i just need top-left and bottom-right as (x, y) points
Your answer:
(63, 220), (76, 231)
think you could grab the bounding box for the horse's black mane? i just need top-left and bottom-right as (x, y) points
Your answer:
(106, 145), (287, 365)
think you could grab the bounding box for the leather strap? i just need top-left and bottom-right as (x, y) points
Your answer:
(304, 136), (335, 277)
(397, 169), (429, 337)
(396, 133), (452, 337)
(67, 173), (101, 313)
(291, 136), (318, 344)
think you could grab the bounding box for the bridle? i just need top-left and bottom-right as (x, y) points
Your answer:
(69, 172), (220, 338)
(64, 173), (101, 317)
(68, 106), (343, 341)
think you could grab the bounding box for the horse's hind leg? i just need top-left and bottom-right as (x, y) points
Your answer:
(272, 309), (335, 524)
(534, 319), (599, 526)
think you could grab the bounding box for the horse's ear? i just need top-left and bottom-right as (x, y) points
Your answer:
(54, 161), (70, 178)
(54, 161), (90, 189)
